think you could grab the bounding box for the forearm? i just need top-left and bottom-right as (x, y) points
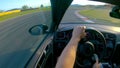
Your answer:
(55, 26), (86, 68)
(55, 38), (80, 68)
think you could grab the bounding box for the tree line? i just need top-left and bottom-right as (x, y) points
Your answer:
(0, 4), (44, 12)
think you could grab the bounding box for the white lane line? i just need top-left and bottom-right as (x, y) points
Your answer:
(75, 11), (95, 23)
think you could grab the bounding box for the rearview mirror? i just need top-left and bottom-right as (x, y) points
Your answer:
(29, 24), (48, 36)
(110, 6), (120, 19)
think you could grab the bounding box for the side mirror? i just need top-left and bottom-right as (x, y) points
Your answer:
(29, 24), (48, 35)
(110, 6), (120, 19)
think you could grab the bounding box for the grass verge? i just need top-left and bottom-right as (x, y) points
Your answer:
(0, 7), (50, 22)
(79, 9), (120, 27)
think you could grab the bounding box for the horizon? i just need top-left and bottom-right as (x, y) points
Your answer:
(0, 0), (106, 11)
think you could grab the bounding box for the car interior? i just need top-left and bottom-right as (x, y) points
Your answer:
(1, 0), (120, 68)
(36, 0), (120, 68)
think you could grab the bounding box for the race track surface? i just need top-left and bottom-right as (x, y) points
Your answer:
(0, 8), (87, 67)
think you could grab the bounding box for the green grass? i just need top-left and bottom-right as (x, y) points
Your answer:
(79, 9), (120, 26)
(0, 7), (50, 22)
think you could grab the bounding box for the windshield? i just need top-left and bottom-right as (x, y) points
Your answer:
(61, 0), (120, 27)
(0, 0), (52, 67)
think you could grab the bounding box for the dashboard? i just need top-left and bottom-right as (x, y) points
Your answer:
(54, 29), (116, 59)
(53, 23), (120, 66)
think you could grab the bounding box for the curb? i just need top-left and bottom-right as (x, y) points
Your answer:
(75, 11), (95, 23)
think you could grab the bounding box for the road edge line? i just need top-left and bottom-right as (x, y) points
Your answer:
(75, 10), (95, 23)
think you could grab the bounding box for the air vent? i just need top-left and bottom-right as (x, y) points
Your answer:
(55, 32), (65, 40)
(108, 34), (116, 38)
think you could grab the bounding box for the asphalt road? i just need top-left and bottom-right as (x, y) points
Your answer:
(61, 8), (84, 23)
(0, 8), (83, 67)
(0, 12), (51, 67)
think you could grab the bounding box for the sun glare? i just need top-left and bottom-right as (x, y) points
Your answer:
(72, 0), (105, 5)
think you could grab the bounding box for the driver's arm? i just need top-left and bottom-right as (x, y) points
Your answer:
(55, 26), (86, 68)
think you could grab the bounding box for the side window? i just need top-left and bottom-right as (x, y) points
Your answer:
(0, 0), (52, 68)
(0, 0), (52, 29)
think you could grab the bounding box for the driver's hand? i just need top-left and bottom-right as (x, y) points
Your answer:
(92, 54), (102, 68)
(71, 26), (86, 42)
(93, 60), (101, 68)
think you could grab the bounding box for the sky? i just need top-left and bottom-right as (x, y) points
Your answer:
(0, 0), (51, 10)
(0, 0), (105, 11)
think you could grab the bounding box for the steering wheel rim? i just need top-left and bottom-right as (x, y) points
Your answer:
(74, 28), (107, 68)
(85, 28), (106, 58)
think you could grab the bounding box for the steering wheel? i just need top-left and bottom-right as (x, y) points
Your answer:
(74, 28), (107, 68)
